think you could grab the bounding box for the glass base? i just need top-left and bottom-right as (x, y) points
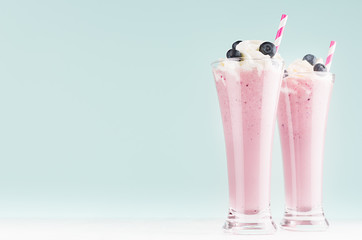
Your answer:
(280, 208), (329, 231)
(223, 208), (277, 235)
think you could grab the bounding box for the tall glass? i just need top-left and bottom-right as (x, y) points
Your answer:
(211, 58), (284, 234)
(277, 72), (334, 231)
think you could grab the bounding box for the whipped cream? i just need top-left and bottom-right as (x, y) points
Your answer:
(287, 58), (323, 73)
(218, 40), (283, 75)
(235, 40), (282, 60)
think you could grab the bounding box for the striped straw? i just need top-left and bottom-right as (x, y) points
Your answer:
(274, 14), (288, 53)
(325, 41), (336, 71)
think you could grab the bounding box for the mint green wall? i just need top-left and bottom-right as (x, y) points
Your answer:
(0, 0), (359, 219)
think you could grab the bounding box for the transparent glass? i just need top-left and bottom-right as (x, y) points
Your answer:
(211, 58), (284, 234)
(277, 72), (334, 231)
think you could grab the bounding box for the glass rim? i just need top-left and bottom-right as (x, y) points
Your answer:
(285, 71), (335, 76)
(211, 57), (284, 66)
(285, 71), (335, 82)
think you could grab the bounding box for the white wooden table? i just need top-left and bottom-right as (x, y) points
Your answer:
(0, 219), (361, 240)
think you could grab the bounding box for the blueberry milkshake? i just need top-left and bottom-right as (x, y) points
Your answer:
(212, 40), (284, 234)
(278, 54), (334, 231)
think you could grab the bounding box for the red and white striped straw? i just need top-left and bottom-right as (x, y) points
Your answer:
(325, 41), (336, 71)
(274, 14), (288, 53)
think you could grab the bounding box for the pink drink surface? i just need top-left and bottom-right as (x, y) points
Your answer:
(213, 61), (282, 214)
(277, 73), (333, 211)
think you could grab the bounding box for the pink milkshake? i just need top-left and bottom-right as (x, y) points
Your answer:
(278, 56), (334, 231)
(212, 40), (284, 234)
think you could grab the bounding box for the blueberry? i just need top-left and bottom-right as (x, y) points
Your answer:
(302, 54), (317, 65)
(284, 70), (288, 77)
(259, 42), (276, 57)
(313, 63), (327, 72)
(226, 49), (242, 59)
(232, 40), (242, 50)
